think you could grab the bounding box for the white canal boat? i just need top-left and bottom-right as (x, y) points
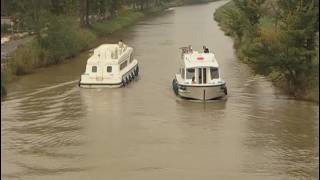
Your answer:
(172, 46), (227, 101)
(79, 42), (139, 88)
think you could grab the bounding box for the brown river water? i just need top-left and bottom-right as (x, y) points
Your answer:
(1, 1), (319, 179)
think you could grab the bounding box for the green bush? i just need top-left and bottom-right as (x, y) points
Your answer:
(1, 24), (11, 34)
(41, 16), (96, 64)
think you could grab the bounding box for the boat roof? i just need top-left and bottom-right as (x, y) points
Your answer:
(183, 51), (219, 68)
(87, 44), (131, 65)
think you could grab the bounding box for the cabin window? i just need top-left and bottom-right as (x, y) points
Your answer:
(203, 68), (207, 84)
(120, 61), (127, 70)
(210, 67), (219, 79)
(107, 66), (112, 73)
(186, 68), (195, 79)
(198, 68), (202, 84)
(92, 66), (97, 73)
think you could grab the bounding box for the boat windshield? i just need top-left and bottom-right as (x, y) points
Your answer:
(210, 67), (219, 79)
(186, 68), (195, 79)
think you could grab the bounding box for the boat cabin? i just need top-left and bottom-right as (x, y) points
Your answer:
(84, 44), (134, 78)
(173, 46), (227, 100)
(178, 50), (221, 85)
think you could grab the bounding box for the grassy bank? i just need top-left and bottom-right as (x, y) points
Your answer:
(214, 1), (319, 102)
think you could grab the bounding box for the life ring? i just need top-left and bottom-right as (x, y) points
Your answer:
(122, 78), (127, 86)
(172, 79), (179, 95)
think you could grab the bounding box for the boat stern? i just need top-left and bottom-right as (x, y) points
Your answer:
(173, 78), (227, 100)
(79, 74), (123, 88)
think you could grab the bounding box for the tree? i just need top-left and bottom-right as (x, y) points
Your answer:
(234, 0), (265, 26)
(108, 0), (122, 18)
(13, 0), (51, 41)
(221, 6), (247, 43)
(79, 0), (89, 27)
(246, 0), (319, 93)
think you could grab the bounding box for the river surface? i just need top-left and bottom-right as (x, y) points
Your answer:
(1, 1), (319, 179)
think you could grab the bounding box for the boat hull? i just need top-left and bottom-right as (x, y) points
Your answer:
(79, 83), (123, 88)
(172, 79), (227, 101)
(79, 64), (139, 88)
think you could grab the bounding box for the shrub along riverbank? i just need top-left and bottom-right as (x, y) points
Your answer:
(214, 1), (319, 102)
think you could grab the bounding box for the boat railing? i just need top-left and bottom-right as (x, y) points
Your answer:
(179, 46), (193, 59)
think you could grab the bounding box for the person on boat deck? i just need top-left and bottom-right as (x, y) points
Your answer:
(118, 40), (124, 48)
(203, 46), (209, 53)
(192, 76), (196, 84)
(188, 45), (193, 53)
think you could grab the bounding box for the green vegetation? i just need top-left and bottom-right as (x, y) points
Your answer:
(215, 0), (319, 102)
(1, 24), (11, 35)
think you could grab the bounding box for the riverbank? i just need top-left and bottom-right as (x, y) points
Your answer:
(214, 1), (319, 103)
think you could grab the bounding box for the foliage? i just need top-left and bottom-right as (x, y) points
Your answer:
(215, 0), (319, 102)
(234, 0), (265, 26)
(41, 16), (96, 64)
(215, 2), (246, 43)
(1, 24), (11, 34)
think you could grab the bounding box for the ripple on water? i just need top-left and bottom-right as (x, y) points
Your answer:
(2, 80), (90, 179)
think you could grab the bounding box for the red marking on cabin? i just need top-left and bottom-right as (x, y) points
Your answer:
(197, 56), (204, 60)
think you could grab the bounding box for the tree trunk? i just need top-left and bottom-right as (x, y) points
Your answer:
(140, 0), (144, 11)
(85, 0), (89, 26)
(79, 0), (86, 27)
